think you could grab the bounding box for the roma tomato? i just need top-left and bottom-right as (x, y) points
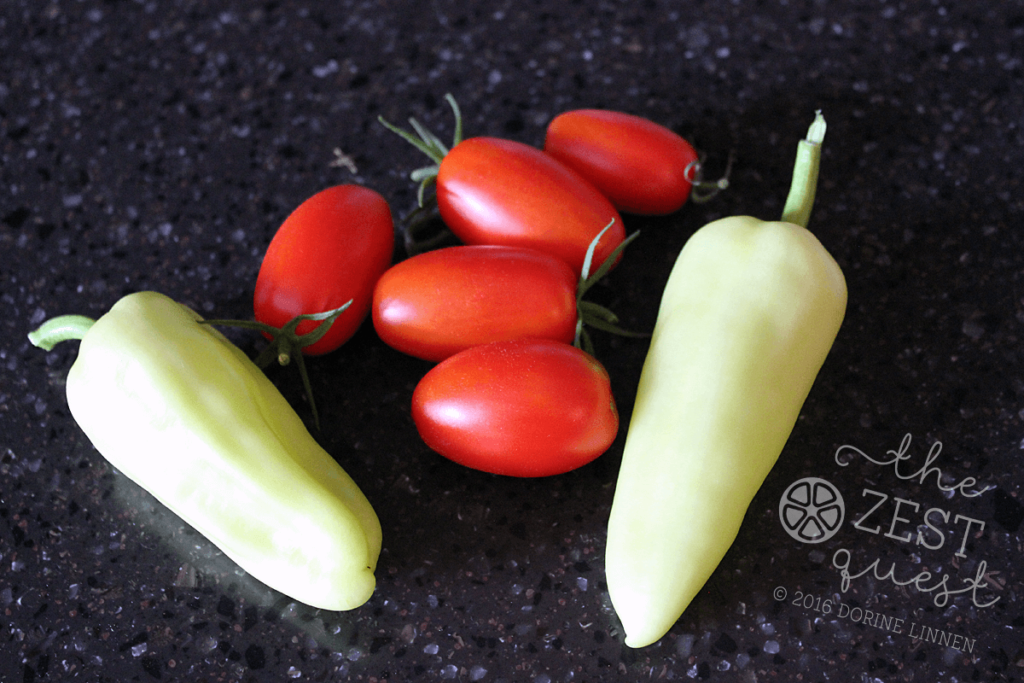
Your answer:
(436, 137), (624, 273)
(380, 96), (625, 274)
(544, 109), (699, 216)
(254, 185), (394, 355)
(373, 245), (578, 362)
(411, 338), (619, 477)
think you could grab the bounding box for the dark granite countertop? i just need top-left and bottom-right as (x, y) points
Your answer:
(3, 1), (1023, 681)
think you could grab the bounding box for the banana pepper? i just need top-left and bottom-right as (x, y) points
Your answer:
(28, 291), (382, 611)
(605, 114), (847, 647)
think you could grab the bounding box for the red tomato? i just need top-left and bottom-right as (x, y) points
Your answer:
(373, 245), (578, 362)
(254, 185), (394, 355)
(412, 338), (618, 477)
(436, 137), (625, 274)
(544, 109), (699, 216)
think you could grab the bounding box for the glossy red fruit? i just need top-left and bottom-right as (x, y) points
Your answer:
(544, 109), (699, 216)
(373, 245), (579, 362)
(412, 338), (619, 477)
(254, 185), (394, 355)
(436, 137), (625, 274)
(381, 97), (627, 272)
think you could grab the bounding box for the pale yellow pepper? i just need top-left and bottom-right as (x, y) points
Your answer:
(605, 114), (847, 647)
(29, 291), (382, 611)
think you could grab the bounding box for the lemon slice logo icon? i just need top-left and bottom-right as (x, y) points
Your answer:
(779, 477), (845, 543)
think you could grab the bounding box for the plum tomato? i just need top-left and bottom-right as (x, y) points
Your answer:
(436, 137), (625, 273)
(372, 245), (579, 362)
(411, 338), (619, 477)
(254, 184), (394, 355)
(380, 96), (625, 274)
(544, 109), (700, 216)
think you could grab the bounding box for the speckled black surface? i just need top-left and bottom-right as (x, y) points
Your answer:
(3, 1), (1023, 681)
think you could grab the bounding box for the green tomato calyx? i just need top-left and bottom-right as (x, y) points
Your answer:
(379, 93), (467, 255)
(574, 220), (648, 356)
(378, 93), (464, 208)
(203, 301), (352, 431)
(686, 149), (734, 204)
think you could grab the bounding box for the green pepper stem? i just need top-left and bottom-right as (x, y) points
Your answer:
(780, 111), (826, 229)
(28, 315), (96, 351)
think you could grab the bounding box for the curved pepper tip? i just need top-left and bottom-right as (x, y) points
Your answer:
(618, 610), (675, 649)
(608, 573), (688, 648)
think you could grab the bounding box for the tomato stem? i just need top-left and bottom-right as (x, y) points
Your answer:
(380, 95), (471, 254)
(447, 94), (464, 148)
(402, 200), (456, 256)
(689, 150), (734, 204)
(781, 111), (826, 229)
(378, 93), (464, 208)
(203, 301), (352, 431)
(573, 222), (649, 355)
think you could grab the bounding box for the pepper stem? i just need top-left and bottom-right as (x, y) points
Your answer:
(28, 315), (96, 351)
(780, 111), (826, 229)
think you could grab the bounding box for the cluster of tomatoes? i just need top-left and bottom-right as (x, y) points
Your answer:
(252, 98), (711, 477)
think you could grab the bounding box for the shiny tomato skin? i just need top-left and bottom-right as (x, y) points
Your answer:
(373, 245), (578, 362)
(544, 109), (699, 216)
(254, 185), (394, 355)
(412, 338), (619, 477)
(436, 137), (625, 274)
